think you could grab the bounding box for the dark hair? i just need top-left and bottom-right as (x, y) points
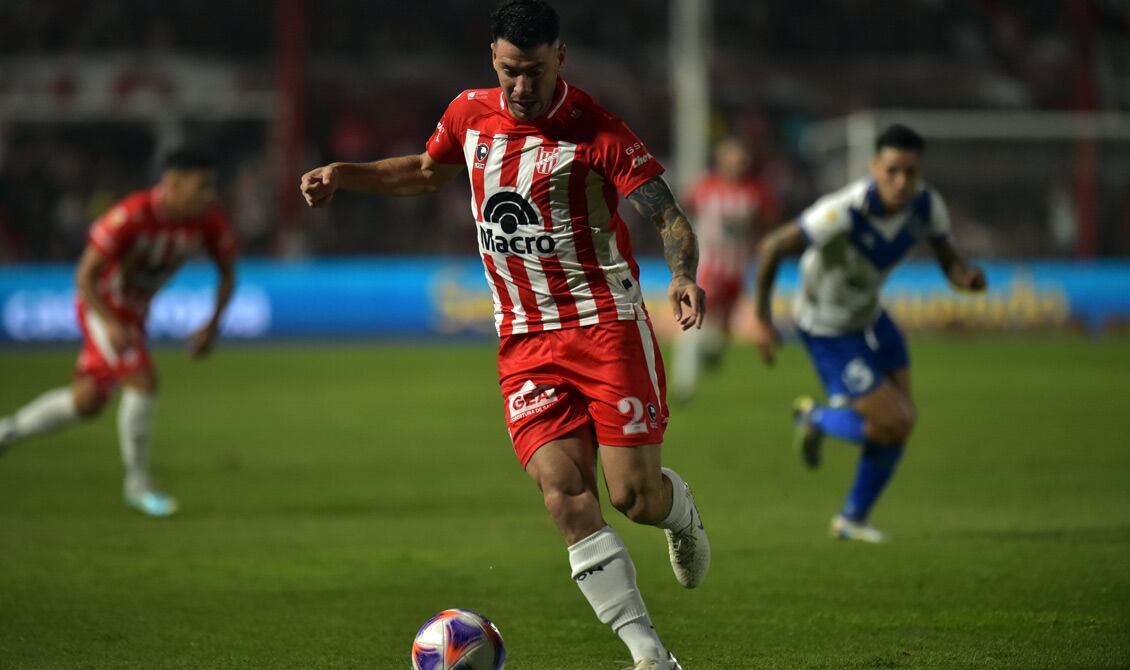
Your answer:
(163, 147), (215, 172)
(490, 0), (560, 49)
(875, 124), (925, 154)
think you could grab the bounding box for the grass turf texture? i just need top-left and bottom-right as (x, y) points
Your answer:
(0, 335), (1127, 669)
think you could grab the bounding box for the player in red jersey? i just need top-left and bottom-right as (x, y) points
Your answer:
(301, 3), (706, 667)
(672, 137), (778, 402)
(0, 149), (237, 517)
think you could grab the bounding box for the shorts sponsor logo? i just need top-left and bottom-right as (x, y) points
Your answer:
(842, 357), (875, 394)
(508, 380), (560, 421)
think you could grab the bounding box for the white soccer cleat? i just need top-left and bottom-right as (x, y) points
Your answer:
(624, 652), (684, 670)
(830, 514), (888, 543)
(662, 467), (710, 589)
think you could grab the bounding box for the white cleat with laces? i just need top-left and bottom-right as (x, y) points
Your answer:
(661, 467), (710, 589)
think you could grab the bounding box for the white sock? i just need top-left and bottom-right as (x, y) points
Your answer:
(118, 388), (156, 494)
(672, 328), (702, 398)
(568, 527), (667, 662)
(657, 468), (693, 532)
(1, 387), (79, 444)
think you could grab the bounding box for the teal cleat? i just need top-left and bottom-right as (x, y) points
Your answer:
(792, 395), (824, 469)
(124, 489), (180, 518)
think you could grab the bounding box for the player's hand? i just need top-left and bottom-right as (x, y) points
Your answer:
(105, 318), (134, 354)
(951, 264), (988, 292)
(300, 165), (339, 207)
(752, 316), (780, 367)
(668, 274), (706, 331)
(188, 323), (219, 359)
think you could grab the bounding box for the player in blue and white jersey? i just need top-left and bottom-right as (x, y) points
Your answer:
(751, 124), (987, 542)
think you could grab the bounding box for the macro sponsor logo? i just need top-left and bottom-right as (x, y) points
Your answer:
(478, 191), (556, 256)
(508, 380), (559, 420)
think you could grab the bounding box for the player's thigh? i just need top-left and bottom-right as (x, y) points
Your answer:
(524, 424), (599, 498)
(121, 364), (159, 395)
(70, 374), (107, 417)
(888, 367), (913, 405)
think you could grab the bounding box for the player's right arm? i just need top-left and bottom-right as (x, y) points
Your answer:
(300, 152), (464, 206)
(752, 222), (807, 366)
(74, 245), (132, 352)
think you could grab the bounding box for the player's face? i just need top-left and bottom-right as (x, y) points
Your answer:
(492, 39), (565, 120)
(164, 169), (217, 219)
(871, 148), (921, 211)
(715, 140), (750, 181)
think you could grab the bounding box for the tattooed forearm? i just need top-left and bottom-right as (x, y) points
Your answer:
(628, 177), (699, 280)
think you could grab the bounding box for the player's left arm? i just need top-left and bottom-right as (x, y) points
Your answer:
(929, 236), (987, 293)
(627, 176), (705, 330)
(189, 252), (237, 359)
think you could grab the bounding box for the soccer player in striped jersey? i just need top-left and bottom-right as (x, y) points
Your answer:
(752, 124), (986, 542)
(301, 2), (706, 667)
(0, 149), (238, 517)
(673, 137), (777, 402)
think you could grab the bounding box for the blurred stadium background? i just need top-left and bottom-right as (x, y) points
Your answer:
(1, 2), (1128, 669)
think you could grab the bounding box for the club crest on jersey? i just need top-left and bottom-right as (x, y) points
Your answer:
(509, 380), (559, 421)
(534, 147), (560, 175)
(476, 143), (489, 162)
(479, 191), (556, 256)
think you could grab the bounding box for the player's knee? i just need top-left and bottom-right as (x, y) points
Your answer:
(71, 384), (105, 418)
(609, 480), (661, 523)
(867, 407), (914, 445)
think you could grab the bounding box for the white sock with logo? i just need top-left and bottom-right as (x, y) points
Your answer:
(0, 387), (80, 445)
(657, 467), (693, 531)
(118, 388), (156, 494)
(568, 526), (667, 663)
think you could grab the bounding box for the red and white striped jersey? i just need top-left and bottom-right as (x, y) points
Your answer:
(427, 79), (665, 337)
(87, 188), (237, 319)
(685, 173), (777, 278)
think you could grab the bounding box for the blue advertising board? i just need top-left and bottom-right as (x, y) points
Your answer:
(0, 258), (1126, 344)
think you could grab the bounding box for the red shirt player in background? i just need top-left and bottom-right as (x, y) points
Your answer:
(301, 2), (705, 668)
(0, 149), (237, 518)
(672, 137), (778, 403)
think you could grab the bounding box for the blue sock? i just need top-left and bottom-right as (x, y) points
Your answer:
(810, 406), (866, 444)
(841, 443), (905, 522)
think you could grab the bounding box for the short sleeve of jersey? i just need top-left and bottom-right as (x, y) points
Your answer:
(588, 113), (665, 198)
(928, 189), (952, 241)
(426, 94), (468, 165)
(798, 191), (851, 247)
(87, 203), (139, 259)
(204, 207), (238, 260)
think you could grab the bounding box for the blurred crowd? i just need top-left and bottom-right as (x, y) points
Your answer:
(1, 0), (1128, 261)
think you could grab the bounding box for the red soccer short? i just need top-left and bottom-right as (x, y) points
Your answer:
(697, 264), (744, 318)
(497, 318), (669, 467)
(75, 301), (152, 397)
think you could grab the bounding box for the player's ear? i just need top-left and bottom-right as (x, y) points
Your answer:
(556, 42), (566, 70)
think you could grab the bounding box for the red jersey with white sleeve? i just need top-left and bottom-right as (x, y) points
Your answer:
(686, 173), (776, 279)
(426, 79), (665, 337)
(86, 187), (237, 322)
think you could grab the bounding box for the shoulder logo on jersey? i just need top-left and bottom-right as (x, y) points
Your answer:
(534, 147), (560, 175)
(508, 380), (560, 421)
(479, 192), (557, 256)
(108, 207), (128, 228)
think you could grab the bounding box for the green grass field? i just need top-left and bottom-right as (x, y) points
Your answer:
(1, 335), (1128, 669)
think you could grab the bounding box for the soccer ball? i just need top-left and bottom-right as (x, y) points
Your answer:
(411, 609), (506, 670)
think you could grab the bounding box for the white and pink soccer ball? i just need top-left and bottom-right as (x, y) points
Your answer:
(411, 609), (506, 670)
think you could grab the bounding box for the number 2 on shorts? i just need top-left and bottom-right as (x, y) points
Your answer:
(618, 396), (648, 436)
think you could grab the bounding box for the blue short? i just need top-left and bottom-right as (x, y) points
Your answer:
(797, 311), (910, 401)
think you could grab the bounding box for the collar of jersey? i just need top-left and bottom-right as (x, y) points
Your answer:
(499, 78), (570, 127)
